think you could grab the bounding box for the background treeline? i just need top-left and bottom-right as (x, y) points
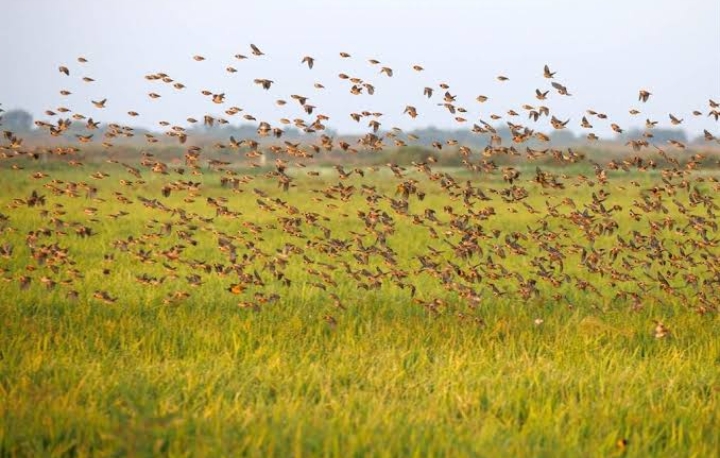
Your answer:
(2, 108), (716, 169)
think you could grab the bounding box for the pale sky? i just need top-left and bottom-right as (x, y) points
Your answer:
(1, 0), (718, 138)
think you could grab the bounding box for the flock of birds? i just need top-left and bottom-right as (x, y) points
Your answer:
(1, 44), (719, 335)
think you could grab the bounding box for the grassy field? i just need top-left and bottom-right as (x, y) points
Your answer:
(0, 159), (718, 457)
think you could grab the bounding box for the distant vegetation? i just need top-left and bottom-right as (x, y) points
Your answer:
(3, 107), (700, 145)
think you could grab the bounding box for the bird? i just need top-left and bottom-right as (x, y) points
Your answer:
(543, 64), (556, 78)
(551, 81), (571, 96)
(323, 315), (338, 329)
(403, 106), (418, 119)
(253, 79), (274, 90)
(654, 321), (670, 339)
(301, 56), (315, 69)
(550, 116), (569, 129)
(250, 44), (264, 56)
(668, 114), (683, 125)
(227, 283), (246, 294)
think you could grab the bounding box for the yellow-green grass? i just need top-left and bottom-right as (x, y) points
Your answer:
(0, 162), (718, 457)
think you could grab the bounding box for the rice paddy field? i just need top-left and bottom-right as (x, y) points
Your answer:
(0, 158), (718, 457)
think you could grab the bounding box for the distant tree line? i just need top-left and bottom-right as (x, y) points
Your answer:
(0, 109), (33, 132)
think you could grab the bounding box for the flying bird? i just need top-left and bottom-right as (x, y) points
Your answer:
(301, 56), (315, 69)
(551, 81), (571, 96)
(254, 79), (274, 90)
(380, 67), (393, 77)
(250, 44), (264, 56)
(543, 64), (556, 78)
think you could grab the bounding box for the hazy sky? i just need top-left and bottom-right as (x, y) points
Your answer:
(1, 0), (718, 138)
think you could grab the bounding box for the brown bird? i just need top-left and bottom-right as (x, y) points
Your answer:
(227, 283), (246, 294)
(543, 64), (556, 78)
(254, 79), (274, 90)
(323, 315), (338, 329)
(668, 114), (683, 125)
(250, 44), (264, 56)
(551, 81), (571, 96)
(93, 290), (117, 304)
(550, 116), (569, 129)
(638, 89), (651, 102)
(59, 65), (70, 76)
(654, 320), (670, 339)
(301, 56), (315, 69)
(403, 106), (418, 119)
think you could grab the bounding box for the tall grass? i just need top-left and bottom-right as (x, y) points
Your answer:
(0, 163), (718, 457)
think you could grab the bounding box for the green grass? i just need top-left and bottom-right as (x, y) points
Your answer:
(0, 161), (718, 457)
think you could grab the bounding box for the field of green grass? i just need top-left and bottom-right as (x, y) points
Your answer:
(0, 160), (718, 457)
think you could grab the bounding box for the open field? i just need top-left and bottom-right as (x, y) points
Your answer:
(2, 0), (719, 454)
(0, 157), (718, 457)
